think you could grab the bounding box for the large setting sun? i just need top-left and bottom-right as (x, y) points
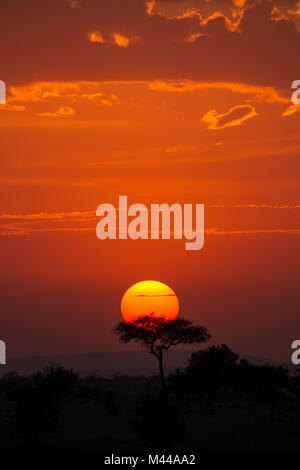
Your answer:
(120, 280), (179, 323)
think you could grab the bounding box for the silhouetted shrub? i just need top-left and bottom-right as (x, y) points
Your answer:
(0, 371), (23, 400)
(186, 344), (239, 397)
(132, 394), (185, 448)
(11, 364), (78, 447)
(102, 390), (118, 415)
(237, 360), (289, 412)
(76, 384), (102, 401)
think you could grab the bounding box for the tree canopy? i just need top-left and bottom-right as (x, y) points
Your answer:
(114, 314), (210, 389)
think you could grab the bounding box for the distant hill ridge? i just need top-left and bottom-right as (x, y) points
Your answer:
(0, 350), (277, 378)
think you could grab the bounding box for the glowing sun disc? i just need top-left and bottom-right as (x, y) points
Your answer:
(121, 280), (179, 323)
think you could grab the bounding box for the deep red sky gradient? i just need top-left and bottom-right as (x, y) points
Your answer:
(0, 0), (299, 362)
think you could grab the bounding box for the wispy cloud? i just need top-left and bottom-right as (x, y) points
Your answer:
(134, 294), (176, 297)
(1, 205), (300, 237)
(0, 104), (26, 112)
(8, 80), (289, 107)
(207, 229), (300, 235)
(208, 204), (300, 209)
(8, 81), (113, 105)
(148, 80), (289, 104)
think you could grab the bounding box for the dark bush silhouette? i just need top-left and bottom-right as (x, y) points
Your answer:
(76, 384), (102, 401)
(237, 359), (289, 418)
(169, 344), (290, 417)
(9, 364), (78, 447)
(79, 375), (160, 395)
(0, 371), (23, 400)
(114, 314), (210, 390)
(132, 394), (184, 448)
(0, 343), (296, 450)
(186, 344), (239, 397)
(102, 390), (118, 415)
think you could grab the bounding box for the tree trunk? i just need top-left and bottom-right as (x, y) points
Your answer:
(158, 350), (167, 391)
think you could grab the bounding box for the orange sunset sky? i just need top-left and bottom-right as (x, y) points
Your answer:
(0, 0), (300, 362)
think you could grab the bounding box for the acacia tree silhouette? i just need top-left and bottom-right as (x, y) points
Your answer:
(114, 314), (210, 390)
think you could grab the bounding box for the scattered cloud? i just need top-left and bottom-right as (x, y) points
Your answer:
(233, 0), (248, 7)
(147, 0), (300, 33)
(36, 105), (75, 117)
(113, 32), (130, 48)
(146, 0), (156, 16)
(201, 104), (258, 129)
(88, 31), (105, 43)
(282, 104), (300, 117)
(88, 31), (139, 48)
(271, 0), (300, 24)
(186, 32), (211, 42)
(1, 0), (300, 90)
(145, 0), (250, 33)
(100, 99), (113, 107)
(4, 79), (291, 125)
